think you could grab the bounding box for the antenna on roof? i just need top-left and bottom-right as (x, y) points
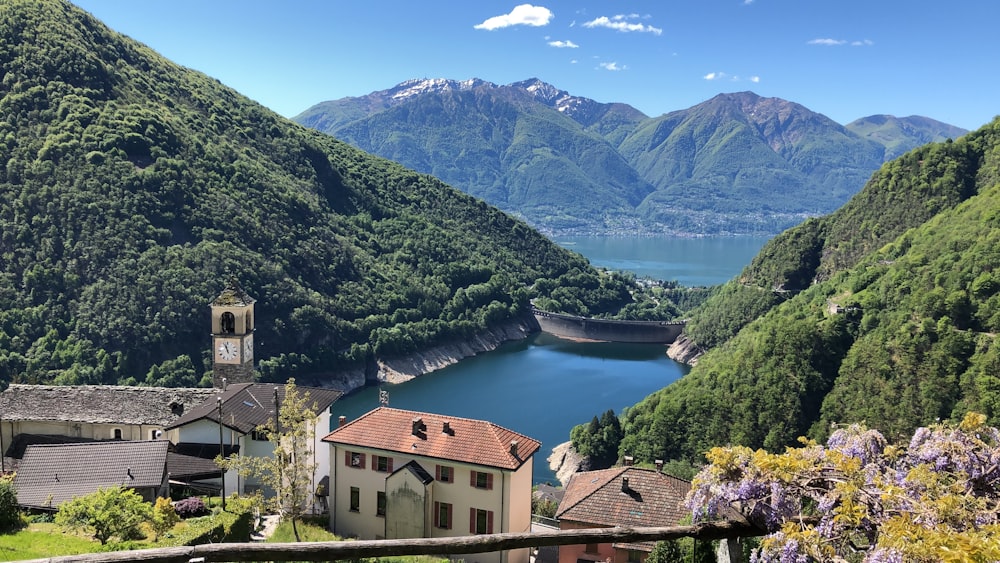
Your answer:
(379, 388), (389, 407)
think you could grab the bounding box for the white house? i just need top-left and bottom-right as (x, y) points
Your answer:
(323, 407), (540, 563)
(164, 382), (342, 508)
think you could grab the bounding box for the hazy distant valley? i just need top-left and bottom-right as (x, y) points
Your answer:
(294, 79), (967, 236)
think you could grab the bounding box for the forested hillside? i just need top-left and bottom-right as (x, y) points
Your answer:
(0, 0), (638, 388)
(618, 118), (1000, 463)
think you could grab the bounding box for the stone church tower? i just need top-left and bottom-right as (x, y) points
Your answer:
(210, 278), (256, 388)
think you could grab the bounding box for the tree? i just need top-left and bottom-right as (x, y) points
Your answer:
(54, 486), (152, 545)
(150, 497), (180, 541)
(686, 412), (1000, 562)
(219, 379), (318, 542)
(0, 473), (22, 532)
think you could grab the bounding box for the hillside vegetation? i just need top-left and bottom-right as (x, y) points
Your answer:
(618, 118), (1000, 462)
(0, 0), (645, 388)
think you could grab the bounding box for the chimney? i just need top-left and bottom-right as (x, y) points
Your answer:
(510, 440), (518, 456)
(655, 459), (663, 472)
(621, 476), (630, 492)
(412, 417), (424, 435)
(443, 421), (452, 434)
(623, 455), (634, 466)
(338, 415), (347, 428)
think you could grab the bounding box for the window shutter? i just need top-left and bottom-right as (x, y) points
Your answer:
(344, 451), (351, 466)
(387, 458), (394, 473)
(360, 453), (366, 469)
(486, 473), (493, 490)
(435, 465), (441, 480)
(470, 508), (476, 533)
(434, 502), (440, 527)
(445, 504), (452, 529)
(470, 471), (476, 487)
(487, 510), (494, 534)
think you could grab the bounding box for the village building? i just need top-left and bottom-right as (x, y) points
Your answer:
(13, 440), (172, 510)
(323, 407), (540, 563)
(0, 384), (216, 471)
(555, 465), (691, 563)
(164, 381), (341, 504)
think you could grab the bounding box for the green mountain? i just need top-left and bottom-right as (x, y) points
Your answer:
(0, 0), (636, 389)
(846, 114), (971, 160)
(295, 83), (967, 235)
(617, 118), (1000, 463)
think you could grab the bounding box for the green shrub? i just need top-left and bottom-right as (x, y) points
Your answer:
(0, 474), (24, 532)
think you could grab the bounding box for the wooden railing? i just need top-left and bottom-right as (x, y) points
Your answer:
(20, 520), (762, 563)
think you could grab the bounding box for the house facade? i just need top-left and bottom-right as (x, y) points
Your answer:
(0, 384), (216, 470)
(164, 382), (341, 507)
(323, 407), (540, 563)
(555, 465), (691, 563)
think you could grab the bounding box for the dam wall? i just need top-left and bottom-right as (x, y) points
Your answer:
(532, 308), (684, 344)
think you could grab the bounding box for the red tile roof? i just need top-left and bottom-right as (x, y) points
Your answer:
(322, 407), (540, 471)
(556, 466), (691, 528)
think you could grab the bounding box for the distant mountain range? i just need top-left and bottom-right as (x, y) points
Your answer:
(294, 79), (967, 235)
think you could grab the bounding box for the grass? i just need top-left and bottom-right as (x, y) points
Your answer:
(0, 523), (100, 560)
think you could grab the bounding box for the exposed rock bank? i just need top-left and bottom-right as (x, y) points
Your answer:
(548, 441), (590, 486)
(666, 333), (704, 366)
(313, 314), (539, 393)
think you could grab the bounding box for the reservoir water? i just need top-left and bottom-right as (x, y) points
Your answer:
(330, 235), (770, 484)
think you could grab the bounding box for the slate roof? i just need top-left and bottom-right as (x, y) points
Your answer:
(212, 278), (256, 306)
(0, 384), (216, 426)
(392, 459), (435, 485)
(165, 383), (342, 434)
(13, 440), (169, 509)
(555, 467), (691, 529)
(322, 407), (540, 471)
(167, 451), (225, 481)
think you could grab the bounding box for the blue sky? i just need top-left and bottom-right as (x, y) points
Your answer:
(71, 1), (997, 131)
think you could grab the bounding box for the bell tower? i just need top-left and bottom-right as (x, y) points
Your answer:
(211, 278), (256, 388)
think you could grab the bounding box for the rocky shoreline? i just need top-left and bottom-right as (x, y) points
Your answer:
(547, 440), (590, 486)
(665, 333), (704, 365)
(314, 313), (540, 393)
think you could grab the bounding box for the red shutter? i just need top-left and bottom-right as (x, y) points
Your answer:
(487, 510), (494, 534)
(387, 457), (394, 473)
(434, 502), (440, 527)
(470, 471), (476, 487)
(436, 465), (442, 480)
(486, 473), (493, 490)
(359, 453), (366, 469)
(345, 451), (351, 466)
(470, 508), (476, 533)
(445, 504), (452, 529)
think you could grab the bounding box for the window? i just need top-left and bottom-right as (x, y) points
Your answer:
(436, 465), (453, 483)
(470, 508), (494, 534)
(471, 470), (493, 490)
(434, 502), (452, 529)
(112, 428), (123, 440)
(374, 455), (393, 473)
(585, 543), (599, 554)
(349, 487), (360, 512)
(376, 491), (387, 517)
(250, 429), (269, 441)
(627, 550), (644, 563)
(345, 451), (366, 469)
(221, 312), (236, 334)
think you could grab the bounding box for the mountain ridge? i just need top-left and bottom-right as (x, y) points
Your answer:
(295, 79), (967, 235)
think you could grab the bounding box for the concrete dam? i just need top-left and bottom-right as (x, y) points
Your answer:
(531, 308), (685, 344)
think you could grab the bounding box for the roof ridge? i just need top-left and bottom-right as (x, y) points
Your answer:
(380, 407), (536, 440)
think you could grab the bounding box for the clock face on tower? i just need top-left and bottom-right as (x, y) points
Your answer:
(244, 335), (253, 361)
(217, 340), (239, 362)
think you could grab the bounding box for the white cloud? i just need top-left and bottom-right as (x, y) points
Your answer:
(599, 62), (625, 71)
(808, 38), (847, 46)
(750, 75), (760, 83)
(583, 14), (662, 35)
(703, 72), (727, 80)
(474, 4), (554, 30)
(548, 40), (579, 48)
(851, 39), (874, 46)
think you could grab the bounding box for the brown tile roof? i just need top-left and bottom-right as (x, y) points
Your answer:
(165, 383), (342, 434)
(0, 384), (216, 426)
(322, 407), (540, 471)
(556, 467), (691, 528)
(13, 440), (169, 509)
